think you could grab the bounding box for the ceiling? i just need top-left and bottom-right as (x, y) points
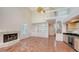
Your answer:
(29, 7), (68, 13)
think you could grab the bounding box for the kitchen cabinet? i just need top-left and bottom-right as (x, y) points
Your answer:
(74, 37), (79, 51)
(67, 23), (76, 32)
(67, 19), (79, 32)
(63, 33), (79, 51)
(63, 35), (68, 44)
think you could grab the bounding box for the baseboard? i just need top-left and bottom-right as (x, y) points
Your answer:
(29, 36), (48, 39)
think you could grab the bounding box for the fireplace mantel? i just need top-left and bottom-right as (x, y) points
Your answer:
(0, 31), (20, 48)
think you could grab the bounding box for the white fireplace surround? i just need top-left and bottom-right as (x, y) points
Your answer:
(0, 31), (20, 48)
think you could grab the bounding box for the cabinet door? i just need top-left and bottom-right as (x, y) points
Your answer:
(63, 35), (68, 43)
(74, 37), (79, 51)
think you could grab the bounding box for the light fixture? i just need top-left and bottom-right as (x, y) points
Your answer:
(36, 7), (45, 13)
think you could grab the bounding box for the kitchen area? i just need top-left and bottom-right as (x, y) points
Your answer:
(63, 15), (79, 52)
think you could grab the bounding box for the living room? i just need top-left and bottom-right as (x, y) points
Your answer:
(0, 7), (78, 52)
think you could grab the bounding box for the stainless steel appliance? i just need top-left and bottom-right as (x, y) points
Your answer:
(68, 36), (74, 48)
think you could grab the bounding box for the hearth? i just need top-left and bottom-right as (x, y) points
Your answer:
(3, 33), (18, 43)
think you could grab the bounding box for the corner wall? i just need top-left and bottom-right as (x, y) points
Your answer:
(0, 8), (32, 39)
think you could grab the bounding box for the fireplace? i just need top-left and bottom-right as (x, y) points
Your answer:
(3, 33), (18, 43)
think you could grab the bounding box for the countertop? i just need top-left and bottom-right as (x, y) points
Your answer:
(63, 33), (79, 36)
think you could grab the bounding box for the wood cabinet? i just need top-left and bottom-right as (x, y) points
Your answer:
(74, 37), (79, 51)
(67, 23), (76, 31)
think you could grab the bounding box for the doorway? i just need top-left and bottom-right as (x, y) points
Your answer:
(48, 20), (56, 38)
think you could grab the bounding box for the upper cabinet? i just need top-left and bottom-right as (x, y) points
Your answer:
(67, 22), (76, 32)
(66, 17), (79, 32)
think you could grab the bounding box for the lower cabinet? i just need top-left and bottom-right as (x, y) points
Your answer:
(74, 37), (79, 51)
(63, 35), (68, 44)
(63, 35), (79, 51)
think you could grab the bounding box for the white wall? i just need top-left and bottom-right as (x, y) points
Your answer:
(0, 8), (32, 48)
(63, 8), (79, 22)
(32, 12), (46, 23)
(31, 22), (48, 38)
(49, 24), (55, 35)
(60, 8), (79, 41)
(31, 10), (55, 23)
(62, 8), (79, 33)
(31, 11), (51, 38)
(0, 7), (32, 39)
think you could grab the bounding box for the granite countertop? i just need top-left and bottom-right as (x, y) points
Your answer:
(63, 33), (79, 36)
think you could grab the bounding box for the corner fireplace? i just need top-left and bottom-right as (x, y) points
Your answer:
(3, 33), (18, 43)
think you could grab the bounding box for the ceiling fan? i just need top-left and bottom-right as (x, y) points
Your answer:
(36, 7), (45, 13)
(36, 7), (56, 13)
